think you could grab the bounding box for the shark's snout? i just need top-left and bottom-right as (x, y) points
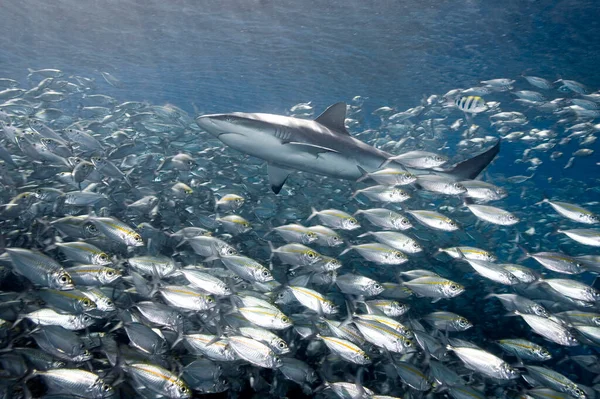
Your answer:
(195, 115), (218, 132)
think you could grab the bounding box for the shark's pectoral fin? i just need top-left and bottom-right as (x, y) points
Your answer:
(268, 164), (292, 194)
(283, 142), (340, 157)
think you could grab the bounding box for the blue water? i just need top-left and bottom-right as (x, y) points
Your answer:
(2, 0), (600, 113)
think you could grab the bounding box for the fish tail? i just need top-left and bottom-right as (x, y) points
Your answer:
(307, 207), (318, 222)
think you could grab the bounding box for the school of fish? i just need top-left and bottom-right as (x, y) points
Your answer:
(0, 69), (600, 399)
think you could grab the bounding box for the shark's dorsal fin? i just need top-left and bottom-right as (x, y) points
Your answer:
(315, 102), (350, 135)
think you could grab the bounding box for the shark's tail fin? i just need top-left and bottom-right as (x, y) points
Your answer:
(447, 140), (500, 180)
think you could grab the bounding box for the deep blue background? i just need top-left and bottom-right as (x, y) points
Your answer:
(2, 0), (600, 114)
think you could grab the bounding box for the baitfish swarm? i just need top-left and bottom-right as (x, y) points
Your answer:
(0, 69), (599, 398)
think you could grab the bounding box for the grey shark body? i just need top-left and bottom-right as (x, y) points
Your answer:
(196, 103), (500, 193)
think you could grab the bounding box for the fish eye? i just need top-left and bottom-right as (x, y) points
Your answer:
(100, 254), (108, 261)
(207, 297), (214, 303)
(83, 316), (90, 321)
(236, 198), (243, 203)
(374, 284), (382, 290)
(450, 284), (459, 290)
(60, 275), (69, 283)
(278, 342), (285, 348)
(243, 222), (250, 227)
(83, 299), (91, 306)
(102, 384), (111, 392)
(332, 236), (339, 241)
(401, 219), (409, 224)
(106, 300), (113, 306)
(405, 340), (412, 347)
(394, 252), (403, 258)
(281, 316), (290, 323)
(187, 160), (194, 165)
(307, 252), (315, 259)
(261, 270), (270, 277)
(179, 386), (187, 393)
(133, 234), (142, 242)
(362, 354), (369, 360)
(458, 318), (468, 327)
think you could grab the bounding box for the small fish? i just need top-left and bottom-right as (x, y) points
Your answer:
(523, 75), (554, 89)
(125, 255), (177, 278)
(336, 274), (384, 297)
(228, 335), (282, 369)
(447, 344), (519, 379)
(352, 185), (410, 203)
(238, 326), (290, 355)
(454, 95), (488, 114)
(340, 243), (408, 265)
(520, 249), (585, 274)
(179, 268), (232, 296)
(406, 210), (459, 231)
(270, 243), (322, 266)
(357, 168), (417, 186)
(216, 193), (245, 212)
(537, 198), (598, 224)
(463, 258), (520, 285)
(89, 216), (144, 247)
(415, 175), (466, 195)
(288, 285), (338, 314)
(218, 255), (274, 283)
(353, 318), (414, 354)
(271, 223), (318, 244)
(384, 150), (448, 169)
(55, 241), (111, 265)
(64, 265), (121, 286)
(402, 276), (464, 300)
(515, 311), (579, 346)
(124, 362), (192, 398)
(36, 368), (114, 398)
(358, 231), (422, 254)
(557, 228), (600, 247)
(6, 248), (74, 290)
(540, 278), (600, 303)
(486, 293), (549, 317)
(423, 311), (472, 331)
(466, 204), (519, 225)
(355, 208), (412, 230)
(317, 335), (371, 365)
(159, 285), (216, 311)
(497, 338), (552, 362)
(217, 214), (252, 234)
(459, 181), (508, 202)
(19, 308), (95, 331)
(307, 225), (344, 247)
(439, 246), (497, 262)
(238, 306), (292, 330)
(308, 207), (360, 230)
(525, 365), (586, 398)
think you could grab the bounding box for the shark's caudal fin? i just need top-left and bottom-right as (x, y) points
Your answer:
(447, 140), (500, 180)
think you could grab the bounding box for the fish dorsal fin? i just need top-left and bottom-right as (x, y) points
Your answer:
(314, 102), (350, 135)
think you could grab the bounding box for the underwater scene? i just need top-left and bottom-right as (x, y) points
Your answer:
(1, 1), (600, 398)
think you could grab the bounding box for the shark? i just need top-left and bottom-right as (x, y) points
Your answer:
(195, 102), (500, 194)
